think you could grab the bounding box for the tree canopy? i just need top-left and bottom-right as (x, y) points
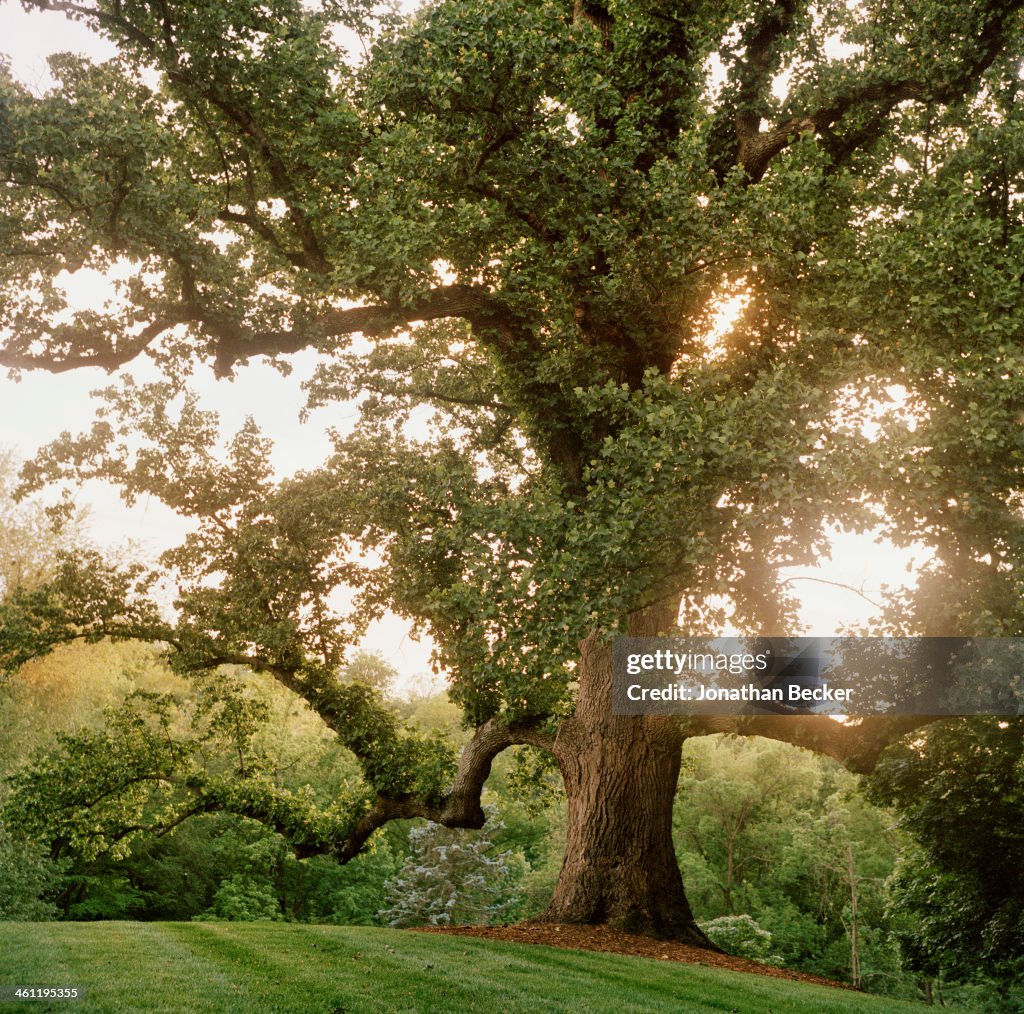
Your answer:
(2, 0), (1023, 940)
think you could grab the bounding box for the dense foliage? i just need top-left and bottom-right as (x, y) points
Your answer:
(870, 719), (1024, 987)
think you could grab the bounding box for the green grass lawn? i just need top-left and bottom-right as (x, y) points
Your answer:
(0, 922), (926, 1014)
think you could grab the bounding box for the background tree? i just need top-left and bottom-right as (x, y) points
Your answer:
(869, 718), (1024, 991)
(1, 0), (1023, 944)
(675, 736), (905, 989)
(0, 826), (65, 921)
(341, 651), (399, 698)
(0, 450), (72, 602)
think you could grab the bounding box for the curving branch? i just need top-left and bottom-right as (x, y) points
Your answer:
(438, 716), (556, 826)
(725, 0), (1021, 181)
(156, 649), (556, 857)
(0, 284), (507, 378)
(317, 716), (556, 860)
(156, 711), (556, 862)
(0, 312), (195, 375)
(194, 704), (555, 861)
(690, 712), (939, 774)
(1, 576), (557, 865)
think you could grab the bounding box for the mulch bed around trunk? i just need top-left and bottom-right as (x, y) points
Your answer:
(412, 922), (857, 991)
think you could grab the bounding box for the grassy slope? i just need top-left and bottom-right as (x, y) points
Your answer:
(0, 923), (926, 1014)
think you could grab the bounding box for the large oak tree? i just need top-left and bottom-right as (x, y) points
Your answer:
(2, 0), (1023, 943)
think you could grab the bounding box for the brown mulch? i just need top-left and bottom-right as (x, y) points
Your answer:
(412, 922), (857, 992)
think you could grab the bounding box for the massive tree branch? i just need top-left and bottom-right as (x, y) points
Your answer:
(332, 717), (555, 861)
(213, 709), (554, 861)
(210, 284), (509, 376)
(180, 712), (556, 862)
(0, 285), (505, 378)
(0, 313), (195, 375)
(690, 713), (939, 774)
(438, 716), (555, 826)
(182, 653), (555, 855)
(726, 0), (1021, 181)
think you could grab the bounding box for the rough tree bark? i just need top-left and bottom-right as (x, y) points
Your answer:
(541, 604), (715, 946)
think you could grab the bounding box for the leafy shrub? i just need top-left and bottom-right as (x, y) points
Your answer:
(377, 819), (526, 927)
(0, 826), (65, 920)
(198, 874), (283, 921)
(701, 914), (778, 962)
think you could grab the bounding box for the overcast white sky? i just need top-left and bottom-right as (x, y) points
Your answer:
(0, 2), (920, 680)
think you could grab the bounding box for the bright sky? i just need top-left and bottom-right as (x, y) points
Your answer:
(0, 2), (923, 689)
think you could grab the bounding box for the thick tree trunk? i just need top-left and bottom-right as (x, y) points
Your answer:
(541, 608), (716, 947)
